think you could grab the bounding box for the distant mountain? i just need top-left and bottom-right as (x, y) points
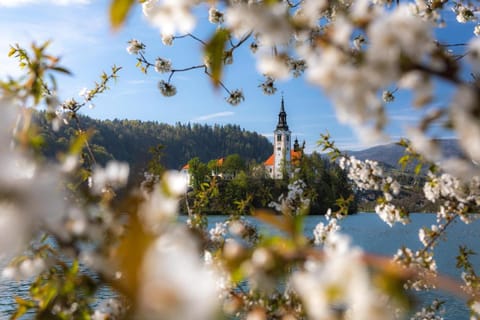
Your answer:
(346, 139), (464, 169)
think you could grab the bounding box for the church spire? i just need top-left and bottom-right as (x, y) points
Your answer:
(293, 137), (300, 152)
(276, 95), (289, 130)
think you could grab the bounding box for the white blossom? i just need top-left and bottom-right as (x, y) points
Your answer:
(259, 77), (277, 95)
(452, 87), (480, 165)
(382, 90), (395, 103)
(293, 233), (397, 320)
(91, 161), (129, 194)
(258, 55), (290, 80)
(209, 222), (227, 242)
(269, 179), (310, 215)
(154, 57), (172, 73)
(313, 217), (340, 245)
(162, 170), (187, 196)
(126, 39), (145, 55)
(0, 203), (28, 257)
(375, 202), (409, 227)
(208, 7), (224, 24)
(294, 0), (328, 27)
(18, 257), (46, 279)
(79, 87), (93, 100)
(138, 226), (219, 320)
(454, 4), (475, 23)
(226, 89), (244, 106)
(161, 33), (174, 46)
(406, 127), (442, 163)
(225, 3), (292, 46)
(468, 38), (480, 74)
(158, 80), (177, 97)
(287, 58), (306, 78)
(142, 0), (196, 36)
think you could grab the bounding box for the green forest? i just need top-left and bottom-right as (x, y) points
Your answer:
(36, 112), (357, 215)
(36, 112), (272, 178)
(184, 153), (356, 215)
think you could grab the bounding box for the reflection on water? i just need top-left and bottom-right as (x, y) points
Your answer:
(1, 213), (478, 319)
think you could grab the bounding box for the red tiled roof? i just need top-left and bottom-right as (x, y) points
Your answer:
(264, 150), (302, 166)
(264, 154), (275, 166)
(182, 157), (224, 170)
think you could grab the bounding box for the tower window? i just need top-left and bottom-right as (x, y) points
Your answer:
(277, 134), (282, 141)
(287, 136), (290, 142)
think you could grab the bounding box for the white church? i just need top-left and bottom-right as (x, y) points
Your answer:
(180, 97), (303, 184)
(263, 97), (303, 179)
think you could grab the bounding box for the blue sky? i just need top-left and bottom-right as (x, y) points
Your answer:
(0, 1), (473, 152)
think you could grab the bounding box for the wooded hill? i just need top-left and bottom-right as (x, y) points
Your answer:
(36, 112), (273, 175)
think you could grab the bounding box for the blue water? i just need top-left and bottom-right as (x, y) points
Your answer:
(1, 213), (478, 319)
(210, 212), (480, 319)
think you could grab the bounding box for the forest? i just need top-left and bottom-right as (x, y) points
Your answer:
(184, 152), (357, 215)
(35, 111), (357, 215)
(36, 111), (272, 179)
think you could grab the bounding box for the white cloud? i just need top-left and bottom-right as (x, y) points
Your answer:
(0, 0), (90, 6)
(192, 111), (235, 121)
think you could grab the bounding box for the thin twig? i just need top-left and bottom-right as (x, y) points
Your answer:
(167, 64), (206, 83)
(204, 67), (232, 94)
(420, 214), (458, 254)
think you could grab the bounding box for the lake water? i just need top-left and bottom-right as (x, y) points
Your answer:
(1, 213), (478, 319)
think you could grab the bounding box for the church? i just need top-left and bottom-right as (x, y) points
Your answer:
(180, 97), (303, 184)
(263, 97), (303, 179)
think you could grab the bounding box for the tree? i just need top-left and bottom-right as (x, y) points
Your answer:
(222, 153), (245, 177)
(188, 156), (210, 191)
(1, 1), (480, 319)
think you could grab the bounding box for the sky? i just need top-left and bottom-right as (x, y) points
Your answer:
(0, 0), (474, 153)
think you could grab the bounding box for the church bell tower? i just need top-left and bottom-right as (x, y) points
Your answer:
(273, 96), (291, 179)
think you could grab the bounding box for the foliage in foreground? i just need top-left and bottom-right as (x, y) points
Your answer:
(1, 0), (480, 319)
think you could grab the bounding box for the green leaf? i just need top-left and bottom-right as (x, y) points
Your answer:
(68, 129), (94, 156)
(51, 66), (72, 75)
(204, 28), (229, 88)
(110, 0), (135, 30)
(8, 46), (16, 57)
(254, 210), (295, 236)
(12, 297), (35, 319)
(414, 163), (422, 175)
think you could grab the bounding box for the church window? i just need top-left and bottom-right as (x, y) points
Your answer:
(277, 134), (282, 141)
(277, 147), (281, 151)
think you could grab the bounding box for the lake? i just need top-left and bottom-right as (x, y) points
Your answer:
(1, 213), (478, 319)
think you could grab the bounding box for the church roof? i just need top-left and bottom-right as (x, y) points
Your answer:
(264, 150), (302, 166)
(264, 154), (275, 166)
(181, 157), (224, 170)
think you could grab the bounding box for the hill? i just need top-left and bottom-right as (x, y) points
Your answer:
(346, 139), (463, 169)
(36, 113), (273, 174)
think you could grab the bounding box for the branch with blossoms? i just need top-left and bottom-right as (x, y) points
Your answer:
(127, 38), (245, 105)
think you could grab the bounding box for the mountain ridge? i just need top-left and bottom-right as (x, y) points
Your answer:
(345, 139), (463, 169)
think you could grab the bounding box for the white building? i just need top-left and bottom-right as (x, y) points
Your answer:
(264, 97), (302, 179)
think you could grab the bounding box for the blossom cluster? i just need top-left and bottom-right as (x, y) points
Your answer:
(339, 156), (406, 226)
(132, 0), (480, 180)
(269, 179), (311, 216)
